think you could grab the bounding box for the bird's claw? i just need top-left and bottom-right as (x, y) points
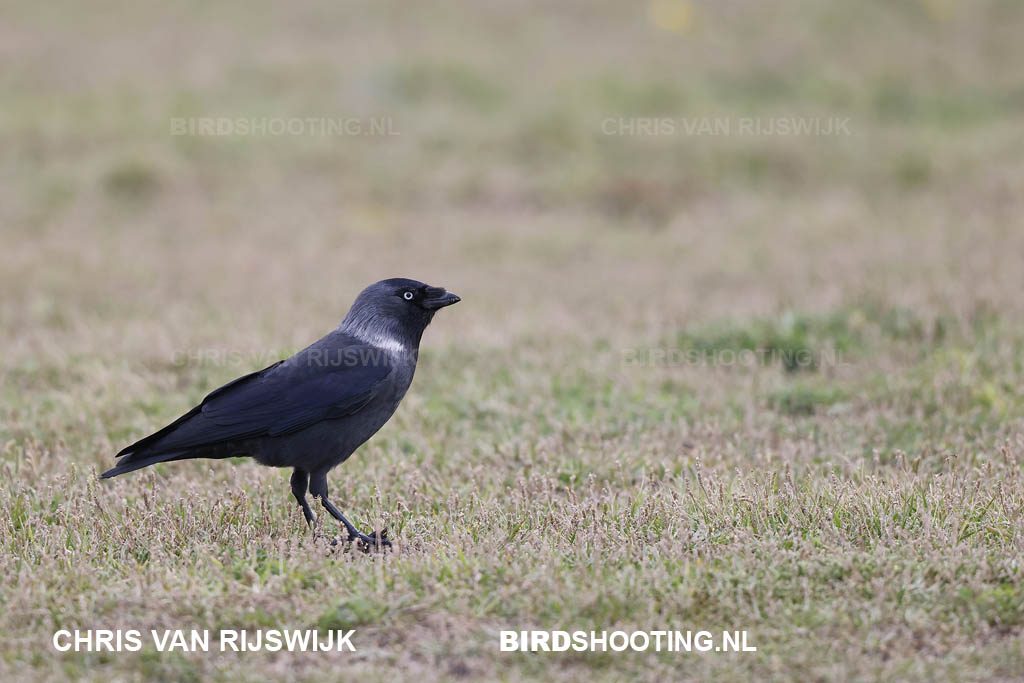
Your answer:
(347, 527), (391, 550)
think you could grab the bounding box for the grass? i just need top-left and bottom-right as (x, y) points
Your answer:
(3, 0), (1024, 680)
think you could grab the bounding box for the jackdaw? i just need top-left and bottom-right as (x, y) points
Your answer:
(101, 278), (461, 547)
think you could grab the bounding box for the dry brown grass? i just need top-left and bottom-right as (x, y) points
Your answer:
(3, 0), (1024, 680)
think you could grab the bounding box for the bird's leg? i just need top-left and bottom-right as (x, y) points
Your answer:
(290, 469), (316, 529)
(308, 472), (391, 548)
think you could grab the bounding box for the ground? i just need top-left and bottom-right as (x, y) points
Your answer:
(2, 0), (1024, 680)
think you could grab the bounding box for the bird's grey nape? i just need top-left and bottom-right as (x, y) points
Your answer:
(339, 299), (429, 355)
(349, 324), (410, 355)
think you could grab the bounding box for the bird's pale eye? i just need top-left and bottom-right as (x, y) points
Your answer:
(403, 291), (414, 301)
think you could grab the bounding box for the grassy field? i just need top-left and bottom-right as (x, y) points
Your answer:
(3, 0), (1024, 680)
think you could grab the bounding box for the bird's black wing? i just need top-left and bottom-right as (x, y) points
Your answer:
(115, 343), (393, 457)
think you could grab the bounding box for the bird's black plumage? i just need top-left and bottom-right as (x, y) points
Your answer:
(101, 278), (460, 547)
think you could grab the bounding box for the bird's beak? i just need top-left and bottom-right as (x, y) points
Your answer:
(422, 289), (461, 310)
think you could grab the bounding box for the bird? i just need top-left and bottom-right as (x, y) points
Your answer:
(101, 278), (461, 548)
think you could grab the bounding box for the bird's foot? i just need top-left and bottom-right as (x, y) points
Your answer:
(348, 527), (391, 551)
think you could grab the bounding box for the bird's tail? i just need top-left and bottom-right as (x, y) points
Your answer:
(100, 450), (190, 479)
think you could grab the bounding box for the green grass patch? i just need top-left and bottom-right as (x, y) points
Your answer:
(766, 382), (848, 416)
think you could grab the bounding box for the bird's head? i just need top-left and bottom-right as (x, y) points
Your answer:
(340, 278), (461, 350)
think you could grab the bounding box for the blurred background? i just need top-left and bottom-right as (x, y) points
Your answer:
(4, 0), (1022, 361)
(3, 0), (1024, 680)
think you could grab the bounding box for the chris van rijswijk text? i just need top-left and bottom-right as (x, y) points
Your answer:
(52, 629), (356, 653)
